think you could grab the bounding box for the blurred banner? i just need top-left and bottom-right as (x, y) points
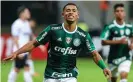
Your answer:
(1, 34), (48, 60)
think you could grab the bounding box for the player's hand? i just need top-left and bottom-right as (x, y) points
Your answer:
(119, 38), (127, 44)
(103, 68), (112, 80)
(129, 43), (133, 50)
(3, 52), (17, 61)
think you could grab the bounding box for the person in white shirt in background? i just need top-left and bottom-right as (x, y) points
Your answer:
(8, 6), (35, 82)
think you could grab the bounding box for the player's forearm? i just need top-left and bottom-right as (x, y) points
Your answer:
(102, 40), (126, 45)
(129, 37), (133, 50)
(91, 51), (107, 69)
(14, 40), (38, 56)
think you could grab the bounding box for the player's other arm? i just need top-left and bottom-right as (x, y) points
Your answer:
(85, 34), (111, 79)
(91, 51), (111, 78)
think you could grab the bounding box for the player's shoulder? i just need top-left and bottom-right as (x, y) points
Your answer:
(13, 19), (23, 24)
(12, 19), (23, 27)
(105, 22), (115, 29)
(49, 23), (62, 30)
(125, 23), (133, 28)
(76, 27), (87, 37)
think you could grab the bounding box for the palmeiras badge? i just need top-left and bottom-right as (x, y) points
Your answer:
(66, 37), (72, 44)
(73, 38), (81, 47)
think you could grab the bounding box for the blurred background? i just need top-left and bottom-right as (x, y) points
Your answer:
(1, 1), (133, 82)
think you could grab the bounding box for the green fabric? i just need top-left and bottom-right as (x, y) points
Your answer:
(36, 23), (96, 78)
(100, 21), (133, 64)
(98, 60), (107, 69)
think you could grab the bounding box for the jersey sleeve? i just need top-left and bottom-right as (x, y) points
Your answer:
(100, 26), (111, 40)
(85, 34), (96, 53)
(36, 25), (51, 45)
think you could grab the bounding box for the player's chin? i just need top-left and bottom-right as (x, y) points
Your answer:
(117, 17), (123, 20)
(66, 20), (75, 24)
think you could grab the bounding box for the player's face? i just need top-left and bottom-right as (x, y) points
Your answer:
(114, 7), (125, 20)
(62, 5), (79, 23)
(23, 8), (31, 19)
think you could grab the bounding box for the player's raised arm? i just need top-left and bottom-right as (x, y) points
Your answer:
(85, 33), (112, 79)
(4, 25), (51, 61)
(3, 40), (39, 61)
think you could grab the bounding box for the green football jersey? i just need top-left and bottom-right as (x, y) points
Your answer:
(100, 20), (133, 65)
(36, 23), (95, 79)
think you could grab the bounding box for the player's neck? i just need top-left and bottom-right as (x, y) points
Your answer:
(115, 19), (124, 25)
(64, 21), (77, 32)
(19, 16), (27, 21)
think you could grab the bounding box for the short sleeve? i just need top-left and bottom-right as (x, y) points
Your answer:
(100, 26), (111, 40)
(85, 34), (96, 53)
(36, 25), (51, 45)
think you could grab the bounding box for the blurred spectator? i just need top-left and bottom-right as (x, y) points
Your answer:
(77, 21), (89, 32)
(100, 0), (110, 28)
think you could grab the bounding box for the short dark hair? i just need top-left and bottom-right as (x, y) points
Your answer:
(17, 5), (28, 16)
(63, 3), (78, 11)
(114, 3), (124, 12)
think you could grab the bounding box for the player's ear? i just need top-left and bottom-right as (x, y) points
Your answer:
(62, 12), (64, 17)
(77, 12), (79, 18)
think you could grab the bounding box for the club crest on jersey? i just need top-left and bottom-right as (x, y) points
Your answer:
(125, 29), (130, 35)
(73, 38), (81, 47)
(66, 37), (72, 44)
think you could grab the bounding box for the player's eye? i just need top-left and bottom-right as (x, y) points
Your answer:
(66, 9), (71, 12)
(120, 10), (124, 12)
(116, 10), (119, 12)
(73, 9), (76, 12)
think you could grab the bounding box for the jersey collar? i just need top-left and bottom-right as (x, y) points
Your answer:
(62, 23), (77, 34)
(113, 20), (125, 28)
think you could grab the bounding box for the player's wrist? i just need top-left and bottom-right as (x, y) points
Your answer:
(97, 60), (107, 70)
(128, 39), (131, 46)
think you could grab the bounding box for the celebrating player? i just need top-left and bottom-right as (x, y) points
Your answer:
(4, 3), (111, 82)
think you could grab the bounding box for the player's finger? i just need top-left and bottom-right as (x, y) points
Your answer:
(10, 55), (16, 60)
(3, 57), (11, 61)
(104, 70), (111, 79)
(106, 74), (111, 82)
(3, 55), (14, 61)
(107, 71), (112, 80)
